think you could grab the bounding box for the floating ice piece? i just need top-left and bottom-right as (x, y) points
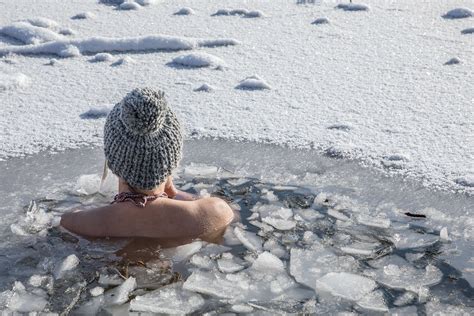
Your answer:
(90, 52), (115, 62)
(80, 104), (114, 119)
(455, 175), (474, 187)
(0, 34), (238, 57)
(223, 226), (242, 246)
(442, 8), (472, 19)
(184, 163), (218, 177)
(174, 7), (195, 15)
(190, 254), (215, 270)
(461, 27), (474, 34)
(231, 304), (254, 313)
(10, 201), (54, 236)
(327, 209), (350, 221)
(2, 282), (48, 313)
(263, 239), (288, 258)
(201, 243), (232, 256)
(234, 226), (263, 251)
(444, 57), (461, 65)
(183, 269), (238, 299)
(290, 247), (358, 290)
(262, 217), (296, 230)
(104, 277), (137, 306)
(0, 73), (31, 92)
(392, 231), (439, 250)
(217, 253), (245, 273)
(236, 75), (271, 90)
(98, 274), (124, 286)
(28, 275), (50, 287)
(161, 241), (203, 262)
(295, 209), (325, 223)
(0, 22), (63, 44)
(130, 282), (204, 314)
(393, 291), (416, 306)
(340, 241), (380, 256)
(120, 1), (141, 10)
(53, 254), (79, 279)
(172, 52), (225, 68)
(312, 17), (330, 25)
(356, 214), (391, 228)
(368, 255), (443, 291)
(439, 227), (449, 241)
(425, 300), (474, 315)
(357, 290), (388, 312)
(316, 272), (376, 301)
(194, 83), (215, 92)
(251, 251), (285, 272)
(90, 286), (104, 297)
(72, 12), (95, 20)
(335, 3), (370, 11)
(74, 173), (101, 195)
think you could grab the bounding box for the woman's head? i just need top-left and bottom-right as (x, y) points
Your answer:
(104, 88), (183, 190)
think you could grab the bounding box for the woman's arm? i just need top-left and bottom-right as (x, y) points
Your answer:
(164, 177), (197, 201)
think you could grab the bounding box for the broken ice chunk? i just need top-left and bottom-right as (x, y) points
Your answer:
(104, 277), (137, 306)
(262, 217), (296, 230)
(130, 282), (204, 315)
(217, 253), (245, 273)
(290, 248), (358, 291)
(223, 226), (243, 246)
(356, 214), (391, 229)
(440, 227), (449, 241)
(327, 209), (350, 221)
(356, 290), (388, 312)
(340, 241), (380, 256)
(53, 254), (79, 279)
(315, 272), (377, 301)
(392, 231), (439, 250)
(234, 227), (263, 252)
(74, 174), (101, 195)
(190, 253), (215, 270)
(263, 239), (288, 258)
(98, 273), (124, 286)
(2, 282), (47, 313)
(90, 286), (104, 297)
(161, 241), (203, 262)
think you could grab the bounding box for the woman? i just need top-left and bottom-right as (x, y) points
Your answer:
(60, 88), (234, 242)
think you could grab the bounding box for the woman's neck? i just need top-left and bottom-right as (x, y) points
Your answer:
(118, 179), (166, 195)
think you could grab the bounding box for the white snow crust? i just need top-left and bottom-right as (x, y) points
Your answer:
(0, 0), (472, 194)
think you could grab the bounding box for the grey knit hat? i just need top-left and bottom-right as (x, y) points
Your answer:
(104, 88), (183, 190)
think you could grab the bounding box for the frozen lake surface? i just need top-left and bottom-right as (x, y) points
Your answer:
(0, 140), (472, 314)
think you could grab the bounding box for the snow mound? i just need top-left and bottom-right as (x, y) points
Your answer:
(0, 72), (31, 92)
(212, 8), (265, 18)
(455, 175), (474, 187)
(58, 28), (75, 36)
(335, 3), (370, 12)
(71, 12), (95, 20)
(174, 7), (195, 16)
(444, 57), (461, 65)
(442, 8), (472, 19)
(0, 34), (238, 57)
(0, 22), (64, 45)
(135, 0), (158, 6)
(27, 17), (59, 29)
(312, 17), (330, 25)
(90, 52), (115, 62)
(58, 45), (81, 57)
(194, 83), (215, 92)
(120, 1), (141, 10)
(80, 105), (114, 119)
(461, 27), (474, 34)
(111, 56), (135, 66)
(236, 75), (272, 90)
(172, 52), (225, 68)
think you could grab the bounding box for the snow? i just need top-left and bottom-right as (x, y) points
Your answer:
(171, 52), (225, 68)
(90, 286), (104, 297)
(236, 75), (272, 90)
(455, 175), (474, 187)
(0, 34), (238, 57)
(174, 7), (195, 16)
(315, 272), (377, 301)
(90, 52), (115, 62)
(335, 3), (370, 12)
(71, 12), (96, 20)
(312, 17), (330, 25)
(442, 7), (473, 19)
(0, 72), (30, 91)
(111, 56), (135, 66)
(194, 83), (215, 92)
(356, 290), (388, 312)
(27, 17), (59, 29)
(130, 283), (205, 314)
(0, 22), (64, 45)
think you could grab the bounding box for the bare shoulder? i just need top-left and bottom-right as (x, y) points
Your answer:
(195, 197), (235, 228)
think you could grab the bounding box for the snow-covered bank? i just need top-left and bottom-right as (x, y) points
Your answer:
(0, 140), (472, 314)
(0, 0), (472, 194)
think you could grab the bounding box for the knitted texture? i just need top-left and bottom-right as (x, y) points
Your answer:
(104, 88), (183, 190)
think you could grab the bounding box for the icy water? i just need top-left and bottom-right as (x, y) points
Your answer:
(0, 140), (472, 315)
